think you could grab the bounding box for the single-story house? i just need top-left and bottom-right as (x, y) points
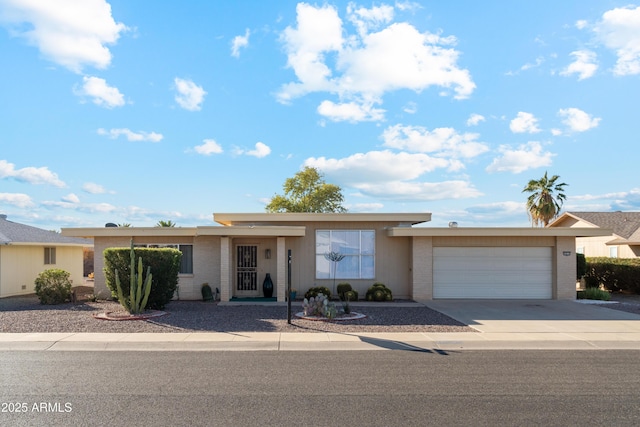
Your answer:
(0, 214), (92, 298)
(549, 212), (640, 258)
(61, 212), (609, 301)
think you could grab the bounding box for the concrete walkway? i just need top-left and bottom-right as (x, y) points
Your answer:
(1, 300), (640, 352)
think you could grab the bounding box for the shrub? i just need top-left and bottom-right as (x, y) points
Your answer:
(104, 245), (181, 309)
(336, 282), (359, 301)
(584, 257), (640, 293)
(304, 286), (331, 300)
(366, 282), (393, 302)
(577, 288), (611, 301)
(113, 242), (153, 314)
(34, 269), (73, 304)
(576, 253), (587, 280)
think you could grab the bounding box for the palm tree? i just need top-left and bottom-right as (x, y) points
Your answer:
(156, 220), (176, 227)
(522, 171), (568, 227)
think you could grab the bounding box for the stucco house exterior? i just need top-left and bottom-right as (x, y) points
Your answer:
(61, 212), (608, 302)
(0, 214), (92, 298)
(549, 211), (640, 258)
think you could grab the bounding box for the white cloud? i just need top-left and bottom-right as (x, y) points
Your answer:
(466, 113), (485, 126)
(305, 150), (457, 188)
(0, 0), (127, 73)
(97, 128), (163, 142)
(575, 20), (589, 30)
(382, 124), (489, 159)
(317, 100), (385, 122)
(560, 50), (598, 80)
(510, 112), (541, 134)
(557, 108), (601, 132)
(234, 142), (271, 158)
(0, 192), (34, 208)
(353, 180), (482, 201)
(231, 29), (250, 57)
(345, 202), (385, 212)
(486, 141), (554, 174)
(61, 193), (80, 204)
(193, 139), (223, 156)
(74, 76), (125, 108)
(277, 3), (474, 121)
(82, 182), (109, 194)
(174, 77), (206, 111)
(246, 142), (271, 158)
(347, 3), (394, 37)
(0, 159), (65, 187)
(594, 6), (640, 75)
(403, 102), (417, 114)
(304, 149), (483, 201)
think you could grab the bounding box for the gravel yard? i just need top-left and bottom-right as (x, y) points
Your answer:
(0, 288), (472, 334)
(2, 287), (639, 334)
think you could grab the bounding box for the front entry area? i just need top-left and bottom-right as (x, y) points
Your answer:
(236, 244), (258, 297)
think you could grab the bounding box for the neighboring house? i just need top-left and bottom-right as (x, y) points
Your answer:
(0, 214), (93, 298)
(61, 212), (608, 301)
(549, 211), (640, 258)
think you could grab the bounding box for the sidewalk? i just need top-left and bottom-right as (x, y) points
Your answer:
(3, 300), (640, 351)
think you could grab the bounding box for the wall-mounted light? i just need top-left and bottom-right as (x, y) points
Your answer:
(563, 251), (571, 256)
(265, 249), (271, 259)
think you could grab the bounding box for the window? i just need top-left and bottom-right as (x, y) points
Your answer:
(316, 230), (374, 279)
(144, 244), (193, 274)
(44, 247), (56, 265)
(610, 246), (618, 258)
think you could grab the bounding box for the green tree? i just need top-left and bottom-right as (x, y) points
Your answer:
(522, 171), (568, 227)
(266, 167), (347, 213)
(156, 220), (176, 227)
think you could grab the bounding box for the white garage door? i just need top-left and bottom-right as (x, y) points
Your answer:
(433, 247), (552, 299)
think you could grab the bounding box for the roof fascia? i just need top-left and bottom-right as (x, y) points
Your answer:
(387, 227), (612, 238)
(213, 212), (431, 226)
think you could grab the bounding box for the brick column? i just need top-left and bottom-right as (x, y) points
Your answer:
(276, 237), (286, 302)
(411, 237), (433, 302)
(220, 237), (231, 302)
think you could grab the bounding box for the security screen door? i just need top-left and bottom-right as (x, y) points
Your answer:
(236, 245), (258, 296)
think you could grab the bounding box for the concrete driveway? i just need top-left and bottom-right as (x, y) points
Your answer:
(425, 300), (640, 334)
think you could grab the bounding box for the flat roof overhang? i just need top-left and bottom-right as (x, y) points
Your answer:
(61, 225), (306, 238)
(387, 227), (613, 238)
(213, 212), (431, 226)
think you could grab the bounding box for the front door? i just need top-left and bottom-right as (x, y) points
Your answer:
(236, 245), (258, 297)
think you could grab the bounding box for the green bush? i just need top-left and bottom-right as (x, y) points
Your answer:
(577, 288), (611, 301)
(584, 257), (640, 293)
(366, 282), (393, 302)
(34, 269), (73, 304)
(104, 247), (181, 309)
(304, 286), (331, 300)
(336, 282), (359, 301)
(576, 253), (587, 280)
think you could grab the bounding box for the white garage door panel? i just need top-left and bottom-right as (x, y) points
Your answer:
(433, 247), (552, 299)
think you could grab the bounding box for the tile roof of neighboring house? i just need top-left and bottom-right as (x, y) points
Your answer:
(0, 215), (92, 246)
(565, 211), (640, 243)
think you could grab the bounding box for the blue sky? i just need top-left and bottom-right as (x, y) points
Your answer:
(1, 0), (639, 230)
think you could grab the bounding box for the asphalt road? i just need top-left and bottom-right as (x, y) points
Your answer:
(1, 350), (639, 426)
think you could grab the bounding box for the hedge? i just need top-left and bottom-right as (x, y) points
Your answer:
(104, 247), (181, 309)
(584, 257), (640, 294)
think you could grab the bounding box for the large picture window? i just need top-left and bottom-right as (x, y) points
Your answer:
(316, 230), (374, 279)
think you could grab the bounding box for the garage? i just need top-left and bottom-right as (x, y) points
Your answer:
(433, 247), (553, 299)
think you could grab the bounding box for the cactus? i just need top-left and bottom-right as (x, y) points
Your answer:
(115, 241), (153, 314)
(365, 282), (393, 302)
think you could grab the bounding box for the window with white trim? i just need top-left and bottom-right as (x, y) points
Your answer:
(315, 230), (374, 279)
(44, 247), (56, 265)
(609, 246), (618, 258)
(143, 244), (193, 274)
